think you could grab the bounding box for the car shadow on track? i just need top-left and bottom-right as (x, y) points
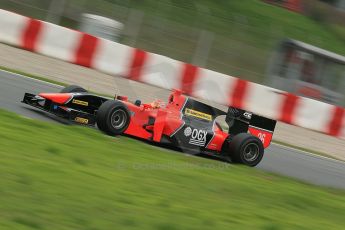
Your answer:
(124, 134), (231, 164)
(21, 106), (71, 125)
(22, 106), (232, 165)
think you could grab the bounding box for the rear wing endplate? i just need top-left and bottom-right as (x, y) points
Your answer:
(226, 107), (276, 148)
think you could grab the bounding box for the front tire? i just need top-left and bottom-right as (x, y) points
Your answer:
(60, 85), (87, 93)
(96, 100), (130, 136)
(227, 133), (264, 167)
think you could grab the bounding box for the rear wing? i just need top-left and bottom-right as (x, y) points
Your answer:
(226, 107), (276, 148)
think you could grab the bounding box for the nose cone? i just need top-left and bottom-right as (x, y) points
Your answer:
(38, 93), (72, 104)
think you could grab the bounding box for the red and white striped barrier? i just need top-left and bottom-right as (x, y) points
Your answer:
(0, 9), (344, 139)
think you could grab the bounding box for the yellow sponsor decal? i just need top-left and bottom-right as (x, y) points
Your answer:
(72, 99), (88, 106)
(185, 108), (212, 121)
(74, 117), (89, 124)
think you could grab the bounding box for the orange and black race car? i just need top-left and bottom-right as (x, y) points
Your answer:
(22, 85), (276, 166)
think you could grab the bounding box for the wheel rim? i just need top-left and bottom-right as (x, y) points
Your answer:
(243, 143), (260, 162)
(110, 109), (127, 130)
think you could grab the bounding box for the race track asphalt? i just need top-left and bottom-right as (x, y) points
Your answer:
(1, 69), (345, 189)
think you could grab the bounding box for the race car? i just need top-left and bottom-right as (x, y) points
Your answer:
(22, 85), (276, 166)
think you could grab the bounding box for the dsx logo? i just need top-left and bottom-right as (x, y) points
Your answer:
(184, 127), (207, 147)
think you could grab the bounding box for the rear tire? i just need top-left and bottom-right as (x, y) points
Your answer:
(60, 85), (87, 93)
(96, 100), (130, 136)
(227, 133), (264, 167)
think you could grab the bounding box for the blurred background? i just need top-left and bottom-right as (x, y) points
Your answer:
(1, 3), (345, 229)
(2, 0), (345, 106)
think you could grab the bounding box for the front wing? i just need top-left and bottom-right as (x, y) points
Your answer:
(21, 93), (96, 126)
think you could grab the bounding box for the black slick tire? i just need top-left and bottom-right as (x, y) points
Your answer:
(228, 133), (264, 167)
(60, 85), (87, 93)
(96, 100), (130, 136)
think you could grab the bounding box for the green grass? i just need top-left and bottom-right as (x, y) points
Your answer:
(2, 0), (345, 83)
(0, 109), (345, 229)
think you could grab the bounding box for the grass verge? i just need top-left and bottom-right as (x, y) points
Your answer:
(0, 109), (345, 229)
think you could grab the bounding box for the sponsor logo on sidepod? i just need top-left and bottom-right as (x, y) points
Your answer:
(184, 127), (207, 146)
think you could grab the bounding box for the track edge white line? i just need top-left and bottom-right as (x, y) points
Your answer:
(0, 69), (63, 88)
(272, 142), (344, 164)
